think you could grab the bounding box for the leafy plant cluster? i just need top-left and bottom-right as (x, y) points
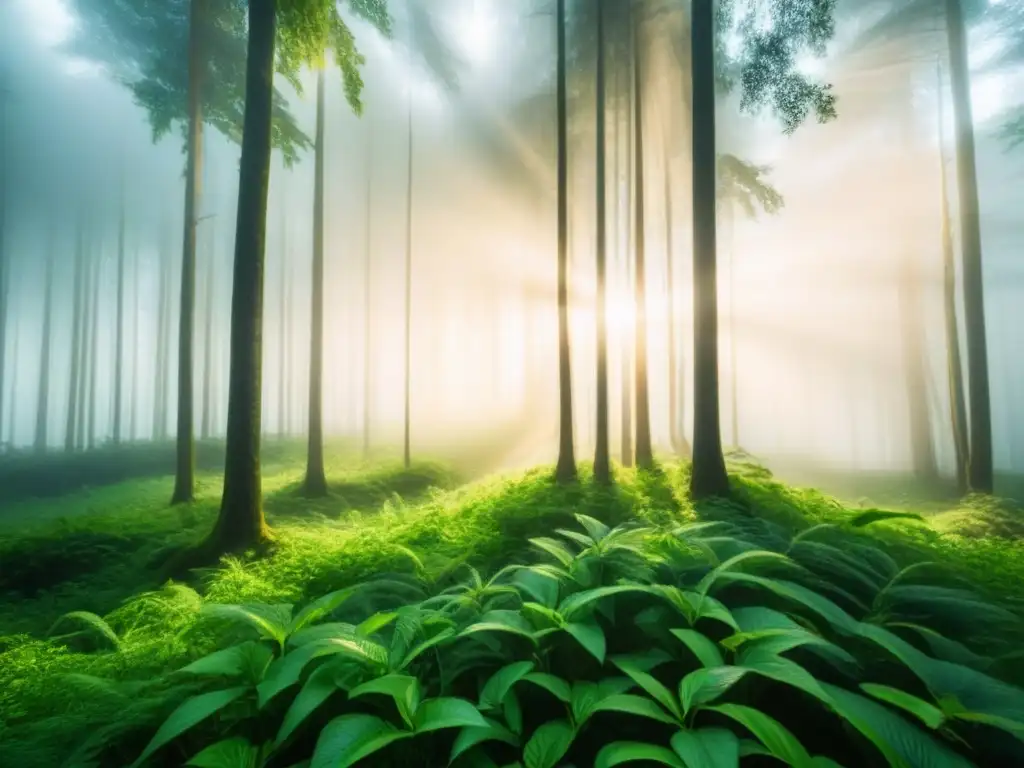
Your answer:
(67, 508), (1024, 767)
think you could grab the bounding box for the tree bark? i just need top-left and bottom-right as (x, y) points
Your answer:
(76, 242), (91, 450)
(363, 122), (374, 460)
(34, 233), (55, 453)
(201, 227), (215, 440)
(403, 82), (414, 470)
(86, 247), (100, 450)
(65, 218), (85, 452)
(633, 8), (652, 469)
(278, 200), (287, 439)
(725, 200), (739, 448)
(304, 66), (328, 497)
(113, 180), (126, 444)
(593, 0), (611, 484)
(129, 247), (138, 441)
(207, 0), (276, 553)
(689, 0), (729, 498)
(554, 0), (577, 482)
(945, 0), (991, 492)
(172, 0), (205, 504)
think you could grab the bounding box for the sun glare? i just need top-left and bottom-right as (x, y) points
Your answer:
(456, 0), (497, 65)
(19, 0), (75, 47)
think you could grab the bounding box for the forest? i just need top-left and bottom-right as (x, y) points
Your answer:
(0, 0), (1023, 765)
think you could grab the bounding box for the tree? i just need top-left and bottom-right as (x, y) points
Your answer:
(65, 217), (85, 453)
(207, 0), (389, 556)
(201, 225), (216, 441)
(632, 2), (652, 469)
(593, 0), (611, 484)
(113, 180), (127, 445)
(554, 0), (576, 482)
(86, 246), (100, 450)
(34, 233), (56, 454)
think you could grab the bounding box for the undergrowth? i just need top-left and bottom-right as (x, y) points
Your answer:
(0, 458), (1022, 766)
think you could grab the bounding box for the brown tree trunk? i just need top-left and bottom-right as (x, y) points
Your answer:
(689, 0), (729, 498)
(34, 233), (55, 453)
(633, 8), (652, 469)
(593, 0), (611, 484)
(304, 66), (328, 496)
(554, 0), (576, 482)
(201, 228), (215, 440)
(946, 0), (991, 492)
(206, 0), (276, 553)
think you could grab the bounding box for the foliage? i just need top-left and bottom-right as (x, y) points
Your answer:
(717, 155), (784, 217)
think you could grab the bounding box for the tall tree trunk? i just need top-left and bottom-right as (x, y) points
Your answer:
(554, 0), (576, 482)
(76, 243), (91, 450)
(363, 123), (374, 460)
(278, 201), (287, 439)
(155, 239), (172, 440)
(937, 67), (969, 494)
(945, 0), (991, 492)
(129, 247), (138, 441)
(663, 154), (688, 457)
(207, 0), (276, 553)
(304, 66), (328, 496)
(0, 88), (7, 449)
(725, 200), (739, 448)
(172, 0), (204, 504)
(201, 228), (215, 440)
(86, 249), (100, 450)
(6, 314), (15, 445)
(899, 253), (937, 479)
(403, 84), (414, 469)
(65, 219), (85, 452)
(593, 0), (611, 484)
(113, 182), (126, 444)
(633, 8), (652, 469)
(34, 233), (56, 453)
(285, 267), (293, 434)
(689, 0), (729, 498)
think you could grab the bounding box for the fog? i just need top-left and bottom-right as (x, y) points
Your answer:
(0, 0), (1022, 488)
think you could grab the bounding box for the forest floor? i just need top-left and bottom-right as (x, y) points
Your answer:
(1, 449), (1023, 764)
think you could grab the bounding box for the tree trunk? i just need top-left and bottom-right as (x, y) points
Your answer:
(171, 0), (204, 504)
(403, 84), (414, 470)
(278, 201), (287, 439)
(76, 243), (91, 450)
(34, 233), (55, 453)
(6, 314), (15, 445)
(363, 122), (374, 460)
(937, 67), (969, 494)
(945, 0), (991, 492)
(0, 92), (7, 449)
(554, 0), (576, 482)
(725, 200), (739, 448)
(65, 219), (85, 453)
(633, 8), (652, 469)
(113, 182), (126, 444)
(593, 0), (611, 484)
(285, 267), (293, 434)
(206, 0), (276, 554)
(155, 237), (173, 440)
(689, 0), (729, 498)
(129, 247), (138, 441)
(663, 153), (689, 457)
(304, 66), (328, 497)
(899, 254), (938, 479)
(86, 248), (100, 450)
(201, 227), (215, 440)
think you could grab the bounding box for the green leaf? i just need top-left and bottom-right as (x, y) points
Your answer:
(688, 593), (741, 631)
(529, 537), (577, 567)
(696, 550), (794, 594)
(450, 719), (520, 764)
(181, 641), (273, 684)
(594, 742), (687, 768)
(49, 610), (121, 650)
(589, 694), (680, 725)
(480, 661), (536, 711)
(259, 640), (352, 707)
(671, 628), (724, 668)
(737, 650), (833, 706)
(848, 510), (924, 528)
(398, 627), (457, 670)
(670, 728), (740, 768)
(203, 604), (292, 648)
(349, 674), (422, 729)
(559, 585), (663, 620)
(131, 687), (249, 767)
(186, 737), (259, 768)
(514, 569), (561, 608)
(356, 611), (399, 636)
(612, 658), (683, 721)
(522, 673), (573, 703)
(557, 529), (597, 549)
(575, 514), (611, 542)
(715, 574), (860, 634)
(290, 586), (359, 635)
(503, 690), (524, 734)
(523, 719), (574, 768)
(414, 697), (489, 733)
(954, 711), (1024, 742)
(706, 704), (811, 766)
(462, 611), (538, 643)
(310, 714), (410, 768)
(564, 621), (607, 664)
(274, 661), (345, 747)
(861, 684), (945, 729)
(821, 683), (975, 768)
(679, 667), (748, 715)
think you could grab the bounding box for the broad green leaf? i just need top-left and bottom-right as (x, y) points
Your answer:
(275, 661), (344, 747)
(671, 628), (724, 668)
(670, 728), (740, 768)
(503, 690), (524, 734)
(861, 684), (945, 729)
(697, 550), (794, 594)
(414, 697), (489, 733)
(687, 593), (741, 631)
(679, 667), (748, 714)
(954, 711), (1024, 742)
(181, 641), (273, 684)
(849, 510), (924, 528)
(590, 694), (679, 725)
(575, 514), (611, 542)
(559, 585), (663, 620)
(131, 687), (249, 767)
(480, 661), (536, 711)
(523, 719), (574, 768)
(259, 639), (356, 707)
(349, 674), (422, 729)
(557, 529), (597, 549)
(706, 704), (811, 766)
(570, 682), (603, 726)
(821, 683), (974, 768)
(398, 626), (457, 670)
(887, 622), (992, 671)
(612, 658), (683, 720)
(203, 604), (292, 648)
(529, 537), (577, 567)
(731, 606), (805, 633)
(288, 622), (360, 648)
(49, 611), (121, 650)
(514, 569), (561, 608)
(564, 621), (607, 664)
(356, 611), (399, 636)
(461, 611), (538, 643)
(522, 673), (573, 703)
(595, 742), (687, 768)
(715, 574), (860, 634)
(290, 586), (359, 634)
(310, 714), (410, 768)
(521, 603), (564, 630)
(185, 737), (259, 768)
(737, 650), (834, 706)
(450, 719), (520, 764)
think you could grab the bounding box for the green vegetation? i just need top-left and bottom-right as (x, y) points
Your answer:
(2, 457), (1023, 766)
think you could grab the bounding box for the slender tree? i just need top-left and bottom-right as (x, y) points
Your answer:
(363, 124), (374, 459)
(632, 4), (652, 469)
(303, 66), (328, 496)
(0, 83), (8, 448)
(34, 233), (56, 453)
(113, 180), (126, 444)
(277, 198), (287, 438)
(86, 248), (100, 450)
(76, 242), (92, 450)
(65, 218), (85, 453)
(201, 227), (215, 440)
(593, 0), (611, 484)
(403, 71), (414, 470)
(554, 0), (576, 482)
(129, 247), (139, 441)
